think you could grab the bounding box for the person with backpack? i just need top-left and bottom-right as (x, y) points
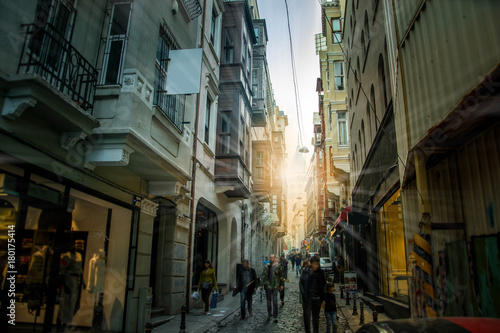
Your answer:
(234, 259), (258, 319)
(260, 254), (284, 323)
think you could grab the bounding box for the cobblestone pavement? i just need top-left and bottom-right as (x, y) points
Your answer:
(208, 267), (350, 333)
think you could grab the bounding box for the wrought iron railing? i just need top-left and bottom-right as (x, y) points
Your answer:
(17, 24), (97, 113)
(17, 24), (98, 113)
(182, 0), (202, 20)
(153, 91), (185, 132)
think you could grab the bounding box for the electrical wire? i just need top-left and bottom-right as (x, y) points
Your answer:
(284, 0), (306, 148)
(316, 0), (425, 204)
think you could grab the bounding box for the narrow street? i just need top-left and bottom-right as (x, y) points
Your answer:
(208, 266), (350, 333)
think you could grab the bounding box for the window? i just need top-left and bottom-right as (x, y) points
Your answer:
(333, 61), (344, 90)
(205, 95), (212, 144)
(256, 152), (263, 166)
(102, 2), (131, 85)
(272, 195), (277, 213)
(220, 112), (231, 154)
(378, 54), (388, 110)
(242, 37), (246, 64)
(330, 147), (334, 176)
(333, 61), (344, 91)
(252, 69), (259, 97)
(326, 67), (330, 92)
(224, 28), (234, 63)
(331, 18), (342, 44)
(361, 120), (366, 158)
(239, 117), (244, 155)
(364, 11), (370, 46)
(247, 50), (251, 74)
(254, 27), (259, 44)
(361, 30), (366, 56)
(256, 167), (264, 179)
(32, 0), (77, 70)
(338, 111), (348, 145)
(210, 7), (217, 45)
(153, 25), (185, 132)
(370, 84), (377, 131)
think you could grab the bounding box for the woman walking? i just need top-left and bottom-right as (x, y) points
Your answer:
(197, 260), (218, 314)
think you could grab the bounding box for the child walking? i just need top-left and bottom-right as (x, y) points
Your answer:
(324, 283), (337, 333)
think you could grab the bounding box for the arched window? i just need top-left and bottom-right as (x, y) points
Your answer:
(361, 120), (366, 159)
(361, 30), (366, 57)
(356, 56), (360, 82)
(354, 144), (358, 176)
(358, 131), (363, 166)
(364, 11), (370, 45)
(378, 54), (388, 111)
(366, 102), (372, 143)
(352, 153), (356, 178)
(370, 84), (377, 131)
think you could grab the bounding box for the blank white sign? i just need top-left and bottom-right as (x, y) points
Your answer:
(166, 48), (203, 95)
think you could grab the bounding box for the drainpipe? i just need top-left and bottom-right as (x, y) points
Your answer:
(186, 0), (208, 310)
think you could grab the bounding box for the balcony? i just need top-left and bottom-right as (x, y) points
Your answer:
(251, 98), (267, 127)
(153, 92), (186, 132)
(215, 157), (251, 198)
(275, 224), (286, 238)
(17, 24), (98, 113)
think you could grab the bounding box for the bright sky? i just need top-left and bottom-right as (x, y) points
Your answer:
(257, 0), (322, 166)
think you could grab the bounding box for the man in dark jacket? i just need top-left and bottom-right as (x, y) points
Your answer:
(300, 256), (326, 333)
(279, 255), (288, 305)
(236, 259), (258, 319)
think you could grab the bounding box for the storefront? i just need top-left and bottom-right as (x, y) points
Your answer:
(376, 189), (409, 303)
(0, 154), (135, 332)
(192, 203), (219, 287)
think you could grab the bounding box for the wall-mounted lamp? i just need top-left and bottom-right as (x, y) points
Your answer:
(172, 0), (178, 15)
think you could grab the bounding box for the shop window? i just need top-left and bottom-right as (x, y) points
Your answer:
(0, 170), (131, 331)
(192, 203), (219, 286)
(377, 189), (408, 302)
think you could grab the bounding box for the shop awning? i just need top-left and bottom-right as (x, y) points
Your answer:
(334, 206), (352, 228)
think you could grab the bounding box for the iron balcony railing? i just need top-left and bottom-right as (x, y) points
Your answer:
(153, 91), (186, 132)
(17, 24), (98, 113)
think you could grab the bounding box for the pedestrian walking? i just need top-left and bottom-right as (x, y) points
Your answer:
(279, 255), (288, 306)
(260, 254), (284, 323)
(291, 253), (296, 270)
(299, 255), (326, 333)
(295, 254), (302, 277)
(235, 259), (258, 320)
(324, 283), (337, 333)
(197, 260), (218, 315)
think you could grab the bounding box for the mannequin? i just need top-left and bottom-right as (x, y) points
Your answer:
(87, 249), (106, 330)
(87, 249), (106, 294)
(58, 241), (84, 329)
(25, 245), (53, 313)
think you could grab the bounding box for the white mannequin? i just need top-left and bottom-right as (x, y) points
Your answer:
(87, 249), (106, 294)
